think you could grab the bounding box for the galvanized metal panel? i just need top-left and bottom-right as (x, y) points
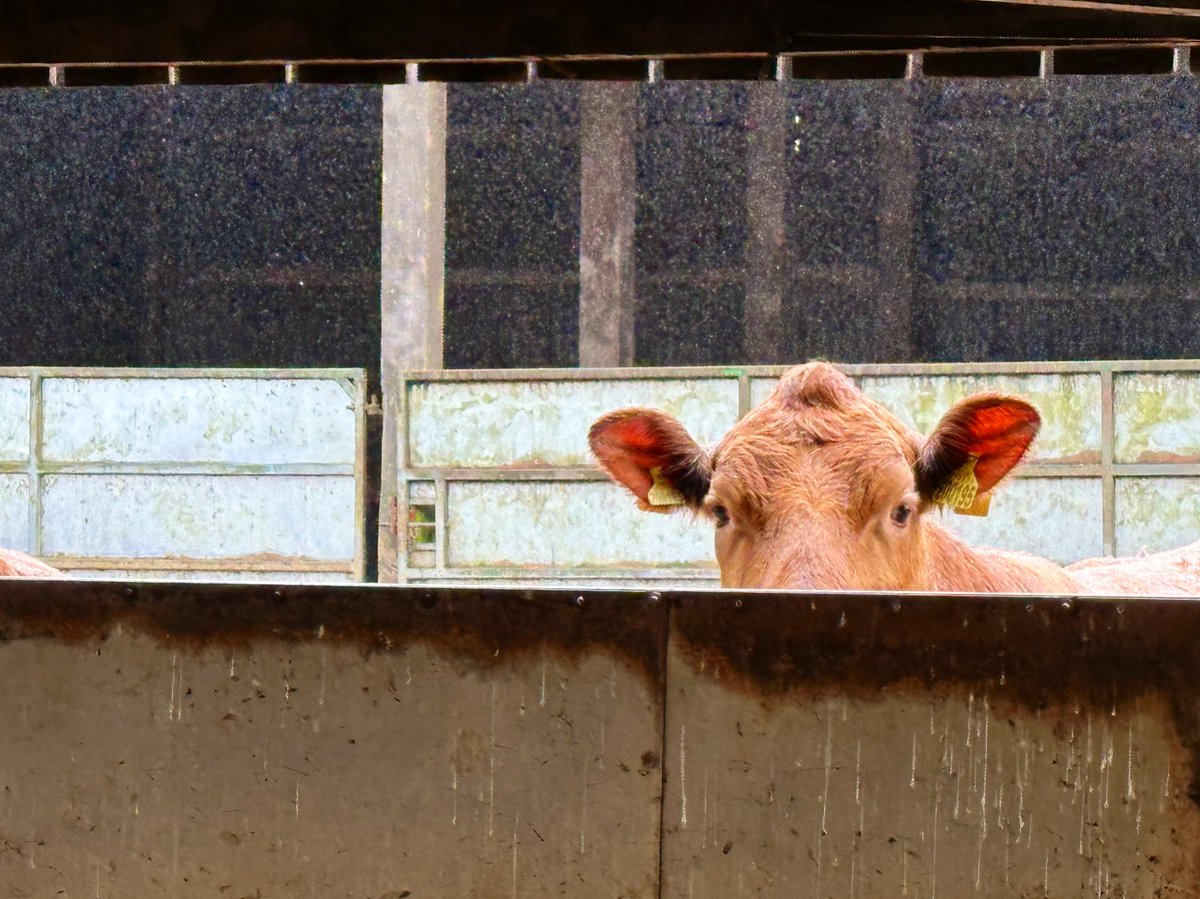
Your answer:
(940, 477), (1104, 564)
(0, 378), (29, 461)
(664, 592), (1200, 898)
(0, 581), (666, 898)
(750, 373), (1102, 462)
(407, 378), (740, 469)
(1114, 477), (1200, 556)
(42, 377), (357, 465)
(1114, 371), (1200, 463)
(446, 481), (716, 568)
(41, 475), (356, 560)
(0, 474), (31, 552)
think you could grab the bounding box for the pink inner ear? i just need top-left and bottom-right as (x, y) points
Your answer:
(588, 413), (667, 503)
(958, 401), (1040, 493)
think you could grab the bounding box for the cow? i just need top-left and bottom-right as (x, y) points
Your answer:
(0, 548), (60, 577)
(588, 361), (1200, 595)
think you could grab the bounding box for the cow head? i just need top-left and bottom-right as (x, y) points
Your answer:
(588, 362), (1040, 590)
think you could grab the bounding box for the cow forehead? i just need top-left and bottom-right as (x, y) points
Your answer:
(711, 365), (920, 489)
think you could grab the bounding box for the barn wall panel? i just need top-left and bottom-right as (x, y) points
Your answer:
(662, 591), (1200, 898)
(2, 581), (1200, 895)
(0, 582), (667, 898)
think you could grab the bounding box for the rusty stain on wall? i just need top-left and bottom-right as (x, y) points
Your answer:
(0, 580), (668, 690)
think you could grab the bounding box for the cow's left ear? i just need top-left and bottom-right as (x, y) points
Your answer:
(915, 394), (1041, 509)
(588, 408), (711, 513)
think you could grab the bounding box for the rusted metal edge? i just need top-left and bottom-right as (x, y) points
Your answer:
(0, 580), (670, 693)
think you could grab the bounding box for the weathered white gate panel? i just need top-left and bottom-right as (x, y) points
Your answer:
(42, 474), (357, 560)
(446, 481), (715, 569)
(855, 372), (1102, 462)
(0, 378), (30, 459)
(1114, 371), (1200, 463)
(42, 378), (356, 465)
(1, 368), (366, 581)
(0, 475), (31, 552)
(942, 476), (1104, 563)
(407, 377), (739, 468)
(1116, 478), (1200, 556)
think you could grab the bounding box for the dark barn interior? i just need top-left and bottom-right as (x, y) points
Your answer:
(1, 1), (1200, 383)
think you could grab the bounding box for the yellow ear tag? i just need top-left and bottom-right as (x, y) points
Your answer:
(932, 454), (990, 517)
(647, 467), (686, 507)
(958, 491), (992, 518)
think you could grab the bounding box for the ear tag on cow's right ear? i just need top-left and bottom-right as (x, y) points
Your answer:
(647, 467), (686, 507)
(933, 454), (989, 516)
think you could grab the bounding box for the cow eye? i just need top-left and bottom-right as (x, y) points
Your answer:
(711, 504), (730, 527)
(890, 502), (913, 527)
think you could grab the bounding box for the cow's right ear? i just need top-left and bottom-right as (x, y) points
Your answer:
(588, 408), (711, 513)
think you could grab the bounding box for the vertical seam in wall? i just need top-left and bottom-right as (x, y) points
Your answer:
(655, 595), (672, 899)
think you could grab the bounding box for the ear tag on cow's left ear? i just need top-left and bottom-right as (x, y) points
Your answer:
(957, 491), (991, 518)
(933, 453), (989, 517)
(647, 466), (686, 507)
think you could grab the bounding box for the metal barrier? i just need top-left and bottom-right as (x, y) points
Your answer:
(0, 367), (368, 580)
(389, 360), (1200, 586)
(0, 578), (1195, 895)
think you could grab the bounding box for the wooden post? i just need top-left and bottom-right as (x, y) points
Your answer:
(744, 83), (787, 364)
(578, 82), (637, 368)
(379, 83), (447, 581)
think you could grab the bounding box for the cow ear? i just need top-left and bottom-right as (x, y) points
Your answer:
(588, 408), (711, 513)
(916, 394), (1041, 508)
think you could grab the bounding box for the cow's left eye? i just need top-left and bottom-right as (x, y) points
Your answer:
(890, 503), (913, 527)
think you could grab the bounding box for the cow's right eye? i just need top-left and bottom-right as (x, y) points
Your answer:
(890, 503), (913, 527)
(711, 504), (730, 527)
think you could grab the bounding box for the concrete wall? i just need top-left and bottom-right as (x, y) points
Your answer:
(0, 578), (1197, 896)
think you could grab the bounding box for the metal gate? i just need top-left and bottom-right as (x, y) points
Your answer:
(388, 359), (1200, 586)
(0, 367), (368, 581)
